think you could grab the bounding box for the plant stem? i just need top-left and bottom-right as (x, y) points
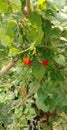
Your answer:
(10, 79), (42, 111)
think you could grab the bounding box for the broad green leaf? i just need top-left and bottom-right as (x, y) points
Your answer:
(29, 12), (42, 28)
(0, 28), (12, 47)
(30, 28), (38, 42)
(32, 61), (45, 80)
(5, 24), (15, 38)
(54, 54), (65, 66)
(0, 0), (8, 13)
(37, 87), (48, 102)
(9, 47), (19, 56)
(35, 28), (44, 45)
(30, 28), (44, 45)
(62, 97), (67, 107)
(36, 97), (49, 112)
(50, 69), (64, 81)
(1, 35), (11, 47)
(51, 27), (61, 38)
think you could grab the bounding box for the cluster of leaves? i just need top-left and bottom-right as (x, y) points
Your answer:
(0, 0), (67, 129)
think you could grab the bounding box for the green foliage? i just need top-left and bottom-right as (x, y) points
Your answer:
(32, 60), (45, 80)
(29, 12), (42, 28)
(0, 0), (8, 13)
(0, 0), (67, 129)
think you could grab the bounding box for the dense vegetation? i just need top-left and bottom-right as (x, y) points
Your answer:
(0, 0), (67, 129)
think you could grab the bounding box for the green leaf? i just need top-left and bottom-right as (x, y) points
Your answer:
(1, 35), (11, 47)
(38, 0), (46, 9)
(17, 34), (23, 44)
(35, 28), (44, 45)
(9, 0), (21, 10)
(50, 69), (64, 81)
(0, 0), (8, 13)
(38, 0), (46, 4)
(61, 97), (67, 107)
(32, 61), (45, 80)
(54, 54), (65, 66)
(51, 27), (61, 38)
(37, 87), (48, 102)
(0, 28), (6, 36)
(5, 24), (15, 38)
(29, 12), (42, 28)
(30, 28), (38, 42)
(36, 97), (49, 112)
(0, 28), (12, 47)
(9, 47), (19, 56)
(30, 28), (44, 45)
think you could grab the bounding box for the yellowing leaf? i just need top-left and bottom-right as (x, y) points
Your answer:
(9, 48), (19, 56)
(38, 0), (46, 4)
(38, 0), (46, 9)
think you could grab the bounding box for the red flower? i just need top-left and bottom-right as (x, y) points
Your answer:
(23, 58), (31, 66)
(42, 60), (48, 66)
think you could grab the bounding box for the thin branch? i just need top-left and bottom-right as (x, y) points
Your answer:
(26, 0), (30, 13)
(10, 79), (42, 110)
(1, 59), (18, 74)
(23, 0), (31, 18)
(1, 45), (33, 75)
